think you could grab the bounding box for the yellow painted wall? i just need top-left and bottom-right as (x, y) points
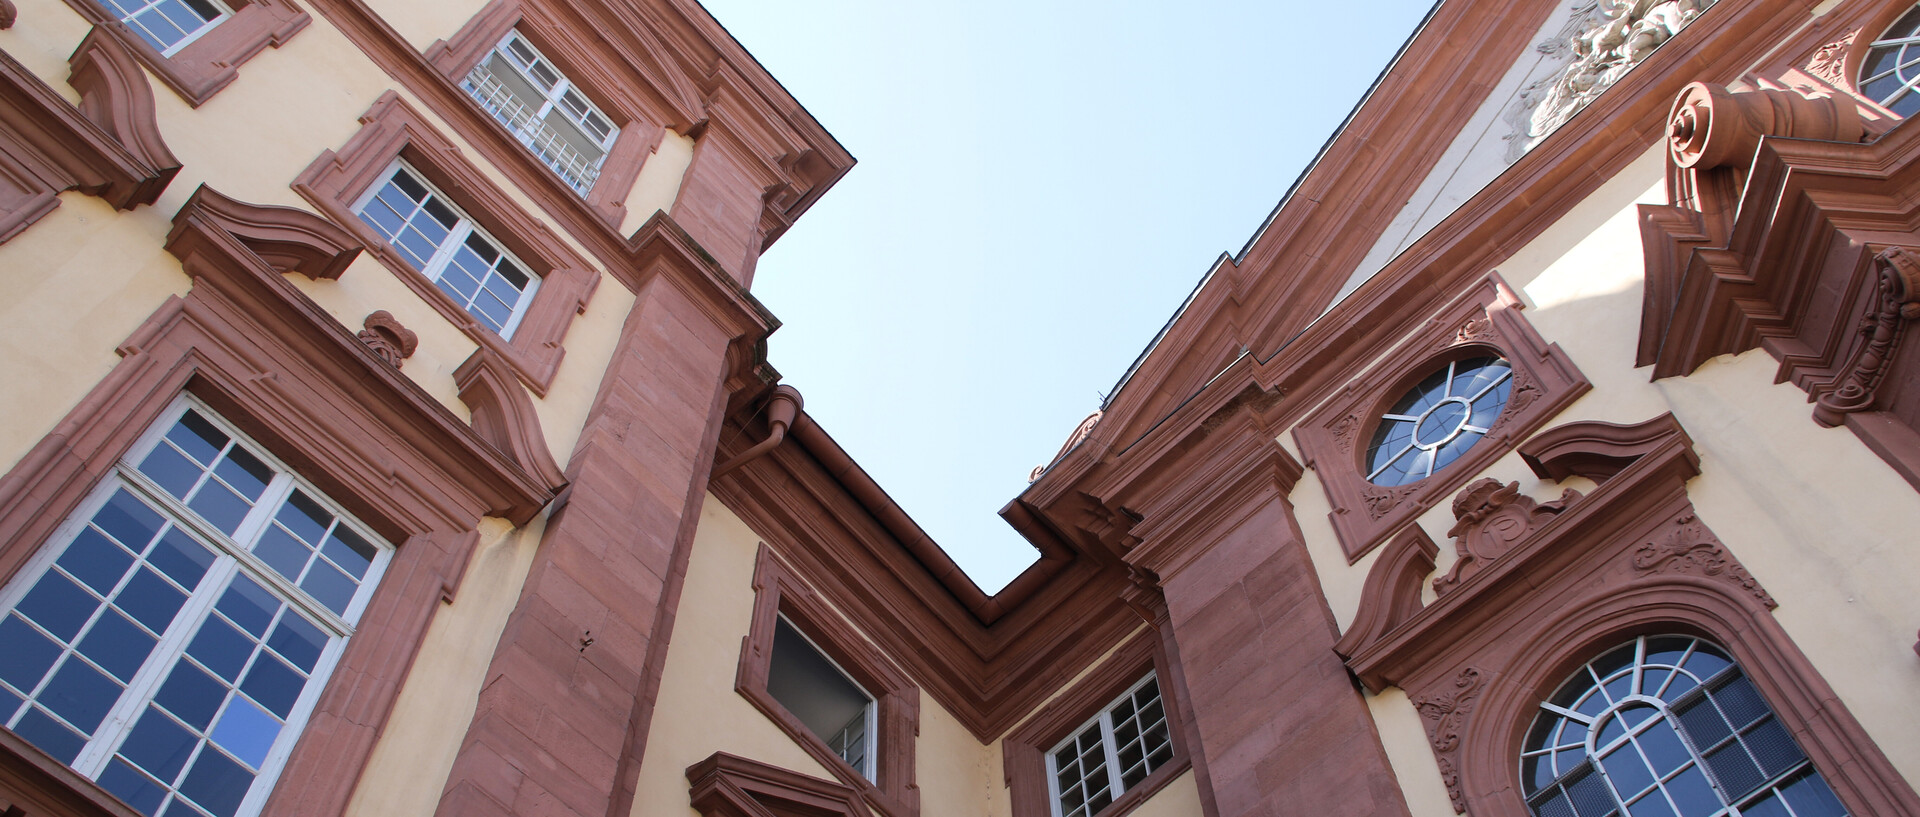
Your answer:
(621, 129), (697, 236)
(1298, 136), (1920, 804)
(0, 0), (648, 809)
(343, 514), (542, 816)
(629, 494), (891, 816)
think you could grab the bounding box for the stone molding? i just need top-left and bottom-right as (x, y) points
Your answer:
(0, 184), (549, 817)
(0, 727), (141, 817)
(1336, 414), (1920, 815)
(293, 91), (600, 396)
(0, 30), (178, 243)
(52, 0), (307, 106)
(421, 0), (661, 228)
(168, 184), (360, 280)
(453, 346), (568, 491)
(1637, 77), (1920, 488)
(1000, 628), (1194, 817)
(1294, 272), (1589, 563)
(686, 752), (867, 817)
(1332, 526), (1439, 662)
(735, 545), (919, 817)
(294, 0), (852, 281)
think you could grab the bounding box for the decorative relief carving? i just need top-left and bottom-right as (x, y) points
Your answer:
(1331, 414), (1361, 453)
(1030, 409), (1103, 482)
(1434, 479), (1579, 596)
(1505, 0), (1716, 162)
(1813, 246), (1920, 427)
(0, 0), (14, 28)
(1805, 30), (1857, 85)
(1632, 513), (1775, 608)
(357, 311), (416, 367)
(1454, 312), (1493, 345)
(1412, 667), (1484, 814)
(1361, 483), (1415, 520)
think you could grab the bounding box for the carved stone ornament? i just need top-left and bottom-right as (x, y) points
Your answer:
(1361, 483), (1416, 520)
(1454, 313), (1494, 345)
(1505, 0), (1717, 162)
(1666, 81), (1864, 170)
(1631, 512), (1776, 608)
(1331, 413), (1361, 453)
(1806, 30), (1858, 86)
(1030, 409), (1102, 482)
(1412, 667), (1485, 814)
(1434, 479), (1580, 596)
(357, 311), (417, 367)
(1813, 246), (1920, 427)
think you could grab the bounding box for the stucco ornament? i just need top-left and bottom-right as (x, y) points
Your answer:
(1505, 0), (1715, 161)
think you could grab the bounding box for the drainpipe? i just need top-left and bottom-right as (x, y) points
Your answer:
(712, 385), (803, 479)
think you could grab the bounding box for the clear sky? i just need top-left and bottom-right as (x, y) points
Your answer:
(699, 0), (1438, 592)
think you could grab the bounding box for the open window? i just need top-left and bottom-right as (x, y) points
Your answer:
(735, 545), (917, 817)
(767, 615), (875, 780)
(459, 31), (619, 197)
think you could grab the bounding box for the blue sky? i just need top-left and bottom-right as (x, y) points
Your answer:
(701, 0), (1437, 591)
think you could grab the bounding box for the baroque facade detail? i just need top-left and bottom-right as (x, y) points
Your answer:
(1433, 479), (1579, 596)
(1813, 246), (1920, 427)
(1805, 29), (1857, 85)
(358, 310), (417, 366)
(1505, 0), (1716, 162)
(1631, 513), (1776, 608)
(1412, 667), (1485, 814)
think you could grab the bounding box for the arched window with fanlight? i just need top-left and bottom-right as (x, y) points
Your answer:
(1521, 635), (1848, 817)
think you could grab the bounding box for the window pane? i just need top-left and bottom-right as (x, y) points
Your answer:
(99, 757), (170, 815)
(15, 707), (89, 763)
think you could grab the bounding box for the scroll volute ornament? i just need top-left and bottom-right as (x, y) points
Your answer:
(1666, 81), (1863, 170)
(1813, 245), (1920, 426)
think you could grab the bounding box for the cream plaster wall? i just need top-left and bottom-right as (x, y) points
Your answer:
(342, 513), (541, 816)
(1297, 135), (1920, 806)
(620, 130), (697, 236)
(1366, 688), (1456, 817)
(0, 193), (189, 476)
(0, 3), (658, 810)
(0, 0), (637, 464)
(629, 495), (885, 816)
(367, 0), (494, 52)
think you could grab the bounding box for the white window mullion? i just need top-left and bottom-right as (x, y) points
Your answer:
(1098, 710), (1125, 802)
(70, 555), (242, 777)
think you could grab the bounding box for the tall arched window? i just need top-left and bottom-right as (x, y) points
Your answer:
(1520, 635), (1848, 817)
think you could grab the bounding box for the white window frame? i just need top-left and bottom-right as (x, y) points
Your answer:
(1044, 673), (1170, 817)
(461, 30), (620, 196)
(773, 612), (877, 781)
(0, 395), (393, 817)
(351, 160), (542, 340)
(107, 0), (234, 56)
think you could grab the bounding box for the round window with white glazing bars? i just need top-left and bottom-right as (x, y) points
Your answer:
(1364, 356), (1512, 487)
(1860, 4), (1920, 118)
(1521, 635), (1849, 817)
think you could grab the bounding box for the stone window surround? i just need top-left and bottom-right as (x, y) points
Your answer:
(1001, 629), (1193, 817)
(1294, 271), (1590, 564)
(52, 0), (307, 106)
(422, 0), (663, 229)
(293, 91), (600, 397)
(0, 183), (553, 817)
(734, 543), (920, 817)
(1333, 415), (1920, 816)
